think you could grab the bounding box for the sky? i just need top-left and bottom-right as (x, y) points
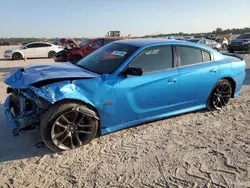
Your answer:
(0, 0), (249, 38)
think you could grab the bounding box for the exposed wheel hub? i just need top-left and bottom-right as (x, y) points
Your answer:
(51, 110), (94, 150)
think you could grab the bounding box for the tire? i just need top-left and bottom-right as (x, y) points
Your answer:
(207, 79), (232, 111)
(214, 48), (220, 52)
(228, 49), (234, 53)
(48, 51), (56, 58)
(12, 52), (23, 60)
(40, 101), (99, 152)
(222, 44), (227, 49)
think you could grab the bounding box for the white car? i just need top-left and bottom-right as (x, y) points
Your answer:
(4, 42), (62, 60)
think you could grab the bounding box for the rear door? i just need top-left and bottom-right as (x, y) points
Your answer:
(175, 45), (219, 110)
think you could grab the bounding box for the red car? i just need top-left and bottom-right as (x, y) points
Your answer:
(54, 37), (120, 63)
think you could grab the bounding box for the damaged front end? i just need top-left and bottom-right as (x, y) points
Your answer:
(4, 88), (50, 136)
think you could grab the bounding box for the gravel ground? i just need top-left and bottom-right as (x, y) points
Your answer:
(0, 46), (250, 188)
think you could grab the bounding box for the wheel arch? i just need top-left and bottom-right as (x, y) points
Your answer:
(53, 98), (100, 118)
(220, 77), (236, 97)
(12, 51), (24, 58)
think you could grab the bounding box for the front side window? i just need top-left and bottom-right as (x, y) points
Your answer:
(178, 46), (202, 66)
(79, 39), (90, 48)
(129, 46), (173, 73)
(26, 43), (39, 48)
(88, 39), (103, 49)
(77, 43), (138, 74)
(37, 43), (51, 47)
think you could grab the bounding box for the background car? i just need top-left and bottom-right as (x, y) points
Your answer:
(215, 37), (229, 49)
(187, 38), (222, 51)
(54, 37), (120, 63)
(4, 39), (245, 152)
(4, 42), (62, 60)
(227, 33), (250, 53)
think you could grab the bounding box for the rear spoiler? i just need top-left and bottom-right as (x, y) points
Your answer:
(221, 52), (244, 61)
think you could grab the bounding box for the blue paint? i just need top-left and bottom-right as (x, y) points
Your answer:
(4, 39), (246, 136)
(4, 96), (18, 131)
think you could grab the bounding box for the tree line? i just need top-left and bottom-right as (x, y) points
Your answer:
(143, 27), (250, 38)
(1, 27), (250, 45)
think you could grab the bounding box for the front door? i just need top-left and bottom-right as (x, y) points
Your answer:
(175, 46), (220, 110)
(115, 45), (179, 125)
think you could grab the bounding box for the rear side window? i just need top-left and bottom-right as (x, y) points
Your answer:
(178, 46), (202, 66)
(129, 46), (173, 73)
(203, 51), (211, 62)
(103, 39), (116, 45)
(37, 43), (51, 47)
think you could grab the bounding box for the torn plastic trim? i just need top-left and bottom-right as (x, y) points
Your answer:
(72, 107), (99, 120)
(4, 96), (19, 136)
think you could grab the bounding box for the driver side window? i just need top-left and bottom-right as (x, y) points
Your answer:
(88, 39), (103, 49)
(129, 46), (173, 74)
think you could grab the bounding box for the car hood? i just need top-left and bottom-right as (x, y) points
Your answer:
(60, 38), (80, 48)
(4, 62), (99, 89)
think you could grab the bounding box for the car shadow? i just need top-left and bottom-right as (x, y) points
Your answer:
(0, 103), (52, 162)
(244, 68), (250, 85)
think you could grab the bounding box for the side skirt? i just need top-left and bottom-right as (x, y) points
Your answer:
(101, 104), (206, 135)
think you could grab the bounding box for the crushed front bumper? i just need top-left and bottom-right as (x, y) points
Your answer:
(4, 89), (50, 136)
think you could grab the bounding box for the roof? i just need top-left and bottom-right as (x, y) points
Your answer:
(115, 38), (188, 47)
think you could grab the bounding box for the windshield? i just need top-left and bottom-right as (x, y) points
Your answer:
(187, 39), (199, 43)
(215, 38), (223, 42)
(79, 39), (90, 48)
(77, 43), (139, 74)
(236, 34), (250, 39)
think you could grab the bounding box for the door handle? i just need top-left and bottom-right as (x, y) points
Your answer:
(168, 78), (177, 83)
(210, 69), (217, 73)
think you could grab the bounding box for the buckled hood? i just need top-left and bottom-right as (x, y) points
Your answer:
(4, 62), (98, 89)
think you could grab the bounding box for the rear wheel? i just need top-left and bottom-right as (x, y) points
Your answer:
(48, 51), (56, 58)
(40, 101), (99, 152)
(207, 79), (232, 110)
(12, 52), (23, 60)
(213, 48), (220, 52)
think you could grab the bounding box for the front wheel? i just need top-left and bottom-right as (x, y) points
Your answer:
(12, 52), (23, 60)
(40, 101), (99, 152)
(207, 79), (232, 110)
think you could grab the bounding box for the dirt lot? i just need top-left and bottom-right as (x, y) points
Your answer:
(0, 46), (250, 188)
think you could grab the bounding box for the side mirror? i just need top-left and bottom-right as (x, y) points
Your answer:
(125, 67), (143, 76)
(23, 46), (27, 49)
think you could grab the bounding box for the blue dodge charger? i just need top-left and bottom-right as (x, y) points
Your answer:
(4, 39), (246, 152)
